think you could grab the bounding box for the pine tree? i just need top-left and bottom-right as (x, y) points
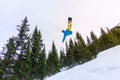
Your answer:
(76, 32), (86, 62)
(99, 28), (116, 51)
(66, 38), (75, 68)
(14, 17), (30, 80)
(110, 26), (120, 44)
(65, 42), (69, 52)
(4, 37), (15, 79)
(90, 31), (99, 57)
(90, 31), (97, 43)
(100, 28), (106, 36)
(16, 17), (29, 54)
(73, 41), (82, 64)
(0, 62), (4, 79)
(0, 56), (4, 79)
(0, 47), (6, 78)
(76, 32), (92, 63)
(87, 36), (91, 46)
(31, 26), (39, 78)
(37, 45), (46, 80)
(60, 49), (66, 68)
(23, 38), (31, 79)
(76, 32), (86, 48)
(31, 26), (46, 79)
(46, 42), (60, 76)
(106, 27), (110, 33)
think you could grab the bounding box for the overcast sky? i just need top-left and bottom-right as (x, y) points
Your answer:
(1, 0), (120, 54)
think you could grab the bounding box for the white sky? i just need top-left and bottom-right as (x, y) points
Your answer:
(1, 0), (120, 54)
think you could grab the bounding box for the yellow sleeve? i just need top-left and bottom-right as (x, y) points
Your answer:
(68, 22), (72, 31)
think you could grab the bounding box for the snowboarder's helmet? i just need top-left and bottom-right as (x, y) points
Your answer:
(68, 17), (72, 22)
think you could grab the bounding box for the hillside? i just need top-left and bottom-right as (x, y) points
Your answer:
(46, 45), (120, 80)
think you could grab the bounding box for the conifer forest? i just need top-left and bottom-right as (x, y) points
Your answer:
(1, 17), (120, 80)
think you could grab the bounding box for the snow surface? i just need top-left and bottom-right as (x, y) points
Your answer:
(46, 45), (120, 80)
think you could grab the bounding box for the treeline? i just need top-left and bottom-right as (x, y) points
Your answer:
(0, 17), (120, 80)
(60, 26), (120, 69)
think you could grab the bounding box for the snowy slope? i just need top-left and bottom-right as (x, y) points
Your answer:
(46, 45), (120, 80)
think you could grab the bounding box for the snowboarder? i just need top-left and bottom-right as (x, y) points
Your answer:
(62, 17), (72, 43)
